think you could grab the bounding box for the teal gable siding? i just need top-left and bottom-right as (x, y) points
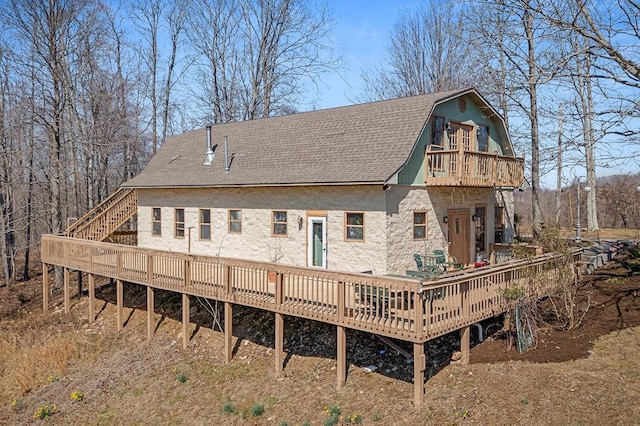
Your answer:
(397, 95), (506, 185)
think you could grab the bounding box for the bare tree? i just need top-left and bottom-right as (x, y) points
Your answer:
(360, 0), (476, 101)
(186, 0), (338, 123)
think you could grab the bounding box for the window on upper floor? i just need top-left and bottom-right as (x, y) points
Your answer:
(477, 125), (489, 152)
(431, 116), (445, 149)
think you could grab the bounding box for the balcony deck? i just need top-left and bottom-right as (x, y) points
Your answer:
(425, 149), (524, 187)
(41, 235), (577, 406)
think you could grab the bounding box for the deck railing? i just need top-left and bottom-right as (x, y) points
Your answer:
(41, 235), (578, 343)
(425, 149), (524, 188)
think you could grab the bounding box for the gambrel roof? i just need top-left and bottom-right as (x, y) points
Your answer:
(123, 88), (511, 188)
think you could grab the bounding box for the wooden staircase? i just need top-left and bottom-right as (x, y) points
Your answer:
(64, 188), (138, 241)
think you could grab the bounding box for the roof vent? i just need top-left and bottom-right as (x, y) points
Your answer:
(203, 125), (215, 165)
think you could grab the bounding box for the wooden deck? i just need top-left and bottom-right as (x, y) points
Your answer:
(425, 149), (524, 187)
(41, 234), (578, 406)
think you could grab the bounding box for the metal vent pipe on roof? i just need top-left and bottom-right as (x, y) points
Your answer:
(203, 125), (214, 165)
(224, 136), (230, 173)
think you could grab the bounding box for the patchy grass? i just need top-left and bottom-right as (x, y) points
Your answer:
(1, 250), (640, 424)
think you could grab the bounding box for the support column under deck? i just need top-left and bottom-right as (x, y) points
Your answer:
(88, 273), (95, 323)
(275, 312), (284, 376)
(460, 325), (470, 364)
(337, 325), (346, 388)
(182, 294), (190, 349)
(224, 302), (233, 364)
(63, 268), (70, 314)
(147, 287), (154, 341)
(413, 342), (425, 407)
(42, 264), (49, 312)
(116, 279), (123, 332)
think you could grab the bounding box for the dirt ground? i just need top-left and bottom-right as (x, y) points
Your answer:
(472, 253), (640, 364)
(1, 246), (640, 425)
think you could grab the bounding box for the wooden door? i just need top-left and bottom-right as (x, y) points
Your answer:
(447, 210), (471, 265)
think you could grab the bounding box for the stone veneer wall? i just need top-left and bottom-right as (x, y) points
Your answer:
(136, 185), (388, 274)
(385, 186), (501, 275)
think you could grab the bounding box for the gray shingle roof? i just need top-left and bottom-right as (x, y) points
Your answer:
(123, 88), (472, 188)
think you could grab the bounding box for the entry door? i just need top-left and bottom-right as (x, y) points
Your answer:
(307, 216), (327, 268)
(447, 210), (471, 265)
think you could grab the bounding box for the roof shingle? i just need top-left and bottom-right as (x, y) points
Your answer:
(123, 88), (471, 188)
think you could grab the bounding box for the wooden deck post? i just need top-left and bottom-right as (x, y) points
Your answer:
(63, 268), (70, 314)
(337, 325), (346, 388)
(147, 287), (154, 341)
(116, 279), (123, 332)
(460, 325), (470, 364)
(182, 293), (190, 349)
(88, 273), (95, 323)
(275, 312), (284, 376)
(224, 302), (233, 364)
(413, 342), (425, 407)
(42, 264), (49, 312)
(77, 270), (83, 298)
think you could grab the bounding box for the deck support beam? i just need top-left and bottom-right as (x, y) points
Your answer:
(116, 279), (123, 332)
(413, 342), (425, 407)
(88, 273), (95, 323)
(337, 325), (346, 387)
(275, 312), (284, 376)
(460, 325), (470, 364)
(147, 287), (154, 341)
(42, 264), (49, 312)
(182, 294), (190, 349)
(224, 302), (233, 364)
(63, 268), (70, 314)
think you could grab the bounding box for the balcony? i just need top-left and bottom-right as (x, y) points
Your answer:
(425, 148), (524, 188)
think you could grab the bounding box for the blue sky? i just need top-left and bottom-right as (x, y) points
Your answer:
(313, 1), (416, 109)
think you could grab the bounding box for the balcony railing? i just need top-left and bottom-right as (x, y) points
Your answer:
(425, 149), (524, 188)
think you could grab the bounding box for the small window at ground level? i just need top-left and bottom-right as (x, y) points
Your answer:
(174, 208), (185, 238)
(152, 208), (161, 236)
(413, 211), (427, 240)
(345, 212), (364, 241)
(272, 211), (287, 236)
(228, 209), (242, 233)
(199, 209), (211, 240)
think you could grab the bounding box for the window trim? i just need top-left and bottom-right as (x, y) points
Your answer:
(271, 210), (288, 237)
(199, 208), (211, 241)
(344, 211), (365, 242)
(174, 208), (185, 239)
(152, 207), (162, 237)
(228, 209), (242, 234)
(413, 211), (428, 240)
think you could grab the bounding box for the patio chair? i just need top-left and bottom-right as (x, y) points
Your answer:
(413, 253), (444, 276)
